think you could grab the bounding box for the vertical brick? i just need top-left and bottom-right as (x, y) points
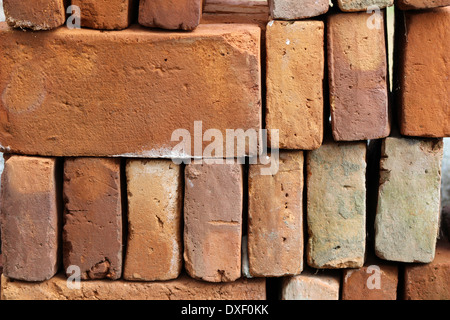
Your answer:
(63, 158), (122, 280)
(266, 20), (324, 150)
(337, 0), (393, 11)
(139, 0), (203, 30)
(397, 7), (449, 137)
(268, 0), (329, 20)
(306, 140), (366, 269)
(72, 0), (137, 30)
(404, 240), (450, 300)
(396, 0), (450, 9)
(328, 12), (390, 141)
(3, 0), (67, 30)
(124, 160), (182, 281)
(375, 137), (443, 263)
(248, 151), (304, 277)
(1, 155), (60, 281)
(184, 163), (243, 282)
(282, 270), (340, 300)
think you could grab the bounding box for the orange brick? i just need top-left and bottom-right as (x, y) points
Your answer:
(396, 0), (450, 9)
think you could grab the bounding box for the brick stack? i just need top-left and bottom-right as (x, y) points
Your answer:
(0, 0), (449, 301)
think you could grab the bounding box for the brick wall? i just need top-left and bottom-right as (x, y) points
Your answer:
(0, 0), (449, 302)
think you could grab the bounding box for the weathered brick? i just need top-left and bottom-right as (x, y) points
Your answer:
(184, 163), (243, 282)
(248, 151), (304, 277)
(1, 273), (266, 300)
(63, 158), (122, 280)
(266, 20), (324, 150)
(375, 137), (443, 263)
(337, 0), (393, 11)
(282, 270), (340, 300)
(397, 7), (449, 138)
(396, 0), (450, 9)
(123, 160), (182, 281)
(72, 0), (137, 30)
(139, 0), (203, 30)
(404, 240), (450, 300)
(306, 139), (366, 269)
(268, 0), (329, 20)
(1, 155), (61, 281)
(0, 23), (261, 158)
(328, 12), (390, 141)
(3, 0), (66, 30)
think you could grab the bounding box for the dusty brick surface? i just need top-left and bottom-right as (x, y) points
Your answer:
(282, 270), (340, 300)
(268, 0), (329, 20)
(396, 0), (450, 9)
(338, 0), (393, 11)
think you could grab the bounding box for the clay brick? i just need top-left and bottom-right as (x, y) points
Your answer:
(184, 163), (243, 282)
(337, 0), (393, 11)
(282, 270), (340, 300)
(139, 0), (203, 30)
(123, 160), (182, 281)
(266, 20), (324, 150)
(404, 240), (450, 300)
(396, 0), (450, 9)
(306, 140), (366, 269)
(0, 155), (60, 281)
(397, 7), (450, 138)
(1, 273), (266, 300)
(248, 151), (304, 277)
(0, 23), (261, 158)
(375, 137), (443, 263)
(72, 0), (137, 30)
(3, 0), (66, 30)
(268, 0), (329, 20)
(63, 158), (122, 280)
(328, 12), (390, 141)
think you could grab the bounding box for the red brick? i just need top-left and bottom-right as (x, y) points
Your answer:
(396, 0), (450, 9)
(63, 158), (122, 280)
(1, 155), (61, 281)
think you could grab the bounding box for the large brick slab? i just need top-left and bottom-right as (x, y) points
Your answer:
(268, 0), (329, 20)
(375, 137), (443, 263)
(1, 155), (60, 281)
(0, 23), (261, 158)
(282, 270), (340, 300)
(124, 160), (182, 281)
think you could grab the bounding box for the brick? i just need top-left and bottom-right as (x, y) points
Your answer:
(337, 0), (393, 11)
(248, 151), (304, 277)
(1, 273), (266, 300)
(0, 155), (61, 281)
(72, 0), (137, 30)
(375, 137), (443, 263)
(397, 8), (450, 138)
(123, 160), (182, 281)
(0, 23), (261, 158)
(282, 270), (340, 300)
(139, 0), (203, 30)
(266, 20), (324, 150)
(63, 158), (122, 280)
(404, 240), (450, 300)
(184, 163), (243, 282)
(268, 0), (329, 20)
(3, 0), (66, 30)
(396, 0), (450, 9)
(306, 140), (366, 269)
(328, 13), (390, 141)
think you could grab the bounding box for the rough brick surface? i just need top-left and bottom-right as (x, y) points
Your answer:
(72, 0), (137, 30)
(306, 140), (366, 269)
(266, 20), (324, 150)
(1, 156), (60, 281)
(282, 270), (340, 300)
(1, 273), (266, 300)
(0, 23), (261, 158)
(139, 0), (203, 30)
(396, 0), (450, 9)
(248, 151), (304, 277)
(124, 160), (182, 281)
(397, 7), (449, 138)
(184, 163), (243, 282)
(328, 12), (390, 141)
(338, 0), (393, 11)
(404, 240), (450, 300)
(63, 158), (122, 280)
(3, 0), (66, 30)
(268, 0), (329, 20)
(375, 137), (443, 263)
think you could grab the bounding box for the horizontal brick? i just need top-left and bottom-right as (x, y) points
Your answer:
(266, 20), (324, 150)
(1, 155), (61, 281)
(396, 0), (450, 9)
(268, 0), (329, 20)
(1, 273), (266, 300)
(337, 0), (393, 11)
(0, 23), (261, 158)
(282, 270), (340, 300)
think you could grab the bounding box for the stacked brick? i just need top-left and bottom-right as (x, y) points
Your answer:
(0, 0), (449, 301)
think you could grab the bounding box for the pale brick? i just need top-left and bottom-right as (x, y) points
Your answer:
(268, 0), (329, 20)
(337, 0), (393, 11)
(282, 270), (340, 300)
